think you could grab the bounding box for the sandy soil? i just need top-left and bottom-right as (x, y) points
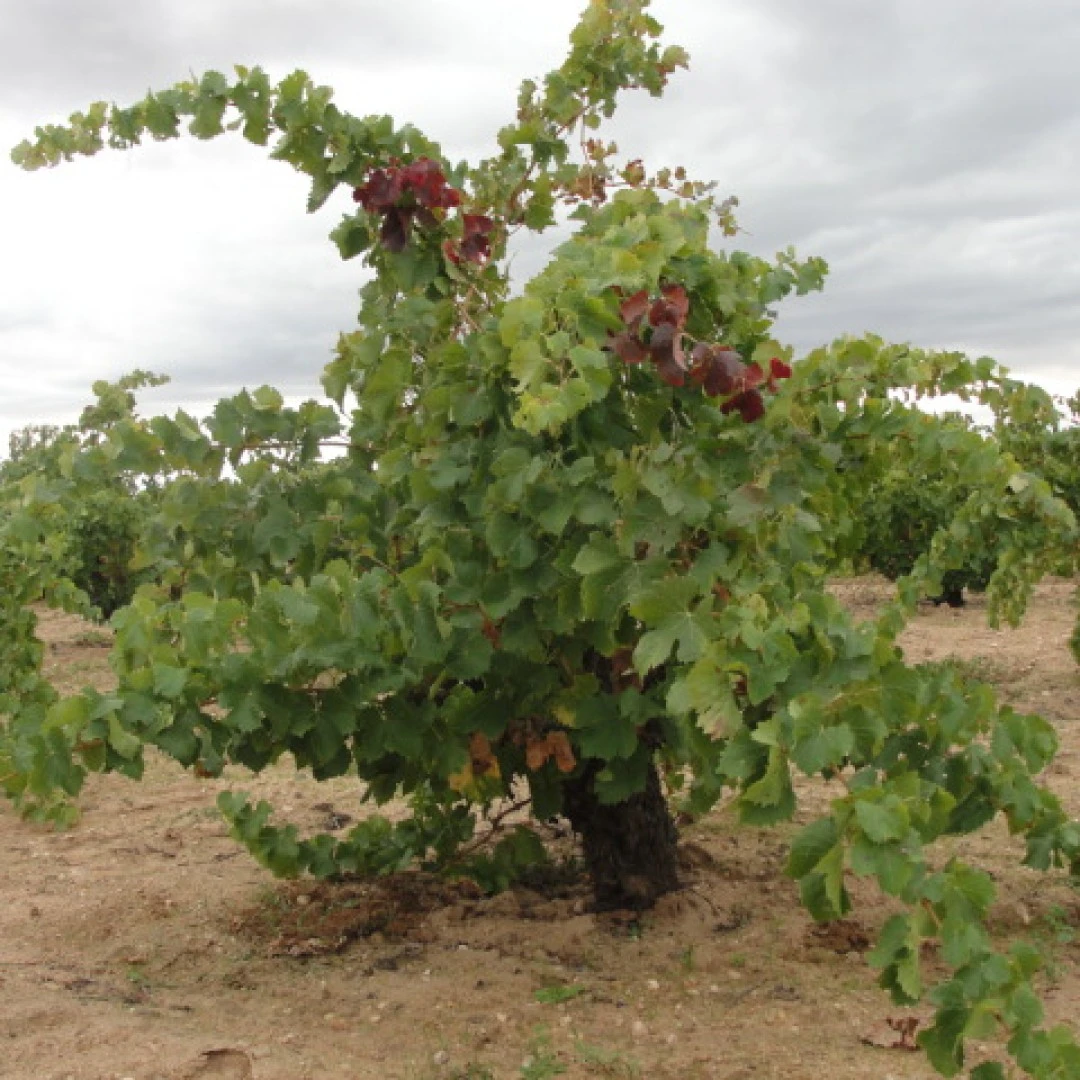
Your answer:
(2, 578), (1079, 1080)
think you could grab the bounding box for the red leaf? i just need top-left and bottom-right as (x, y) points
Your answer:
(355, 158), (462, 214)
(619, 288), (650, 330)
(460, 213), (494, 264)
(688, 342), (714, 385)
(400, 157), (461, 209)
(463, 213), (493, 238)
(353, 168), (401, 212)
(769, 356), (793, 381)
(379, 207), (412, 252)
(648, 297), (677, 328)
(660, 283), (689, 324)
(610, 331), (649, 365)
(648, 284), (690, 330)
(721, 389), (765, 423)
(703, 349), (744, 398)
(461, 235), (491, 263)
(415, 207), (440, 231)
(741, 362), (765, 391)
(649, 323), (686, 387)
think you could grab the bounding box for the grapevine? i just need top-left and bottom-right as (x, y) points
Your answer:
(4, 2), (1080, 1074)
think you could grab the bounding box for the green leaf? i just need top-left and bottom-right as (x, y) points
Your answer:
(627, 576), (700, 623)
(45, 695), (90, 733)
(251, 386), (284, 412)
(571, 534), (622, 575)
(918, 1008), (967, 1076)
(592, 745), (650, 805)
(633, 608), (711, 675)
(107, 714), (142, 759)
(486, 512), (539, 569)
(854, 797), (909, 843)
(787, 817), (840, 879)
(791, 723), (854, 775)
(151, 664), (187, 699)
(572, 695), (638, 760)
(330, 215), (371, 260)
(738, 748), (796, 825)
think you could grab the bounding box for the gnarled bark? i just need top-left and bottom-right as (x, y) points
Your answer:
(562, 757), (680, 911)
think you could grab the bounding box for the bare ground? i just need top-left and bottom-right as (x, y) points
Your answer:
(2, 578), (1080, 1080)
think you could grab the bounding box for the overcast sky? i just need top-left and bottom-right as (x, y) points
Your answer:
(1, 0), (1078, 453)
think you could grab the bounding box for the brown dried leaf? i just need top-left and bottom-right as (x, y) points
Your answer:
(525, 732), (577, 773)
(859, 1015), (921, 1052)
(469, 732), (498, 773)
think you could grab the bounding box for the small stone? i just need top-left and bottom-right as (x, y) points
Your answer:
(647, 979), (660, 991)
(632, 1020), (647, 1037)
(432, 1049), (450, 1066)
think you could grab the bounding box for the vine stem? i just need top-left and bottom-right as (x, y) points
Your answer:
(451, 795), (534, 863)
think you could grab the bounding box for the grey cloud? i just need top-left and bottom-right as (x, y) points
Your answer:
(758, 0), (1080, 192)
(0, 0), (443, 107)
(0, 0), (556, 133)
